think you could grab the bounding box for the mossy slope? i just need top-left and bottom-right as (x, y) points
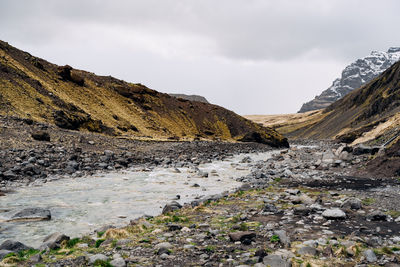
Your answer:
(0, 40), (288, 147)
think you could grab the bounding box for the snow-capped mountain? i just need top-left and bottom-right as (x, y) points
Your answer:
(298, 47), (400, 113)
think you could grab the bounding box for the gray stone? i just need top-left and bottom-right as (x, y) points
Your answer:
(341, 198), (362, 210)
(322, 208), (346, 219)
(89, 254), (108, 264)
(0, 240), (31, 253)
(367, 211), (388, 221)
(263, 254), (291, 267)
(162, 201), (182, 214)
(228, 231), (256, 242)
(110, 258), (126, 267)
(10, 207), (51, 222)
(364, 249), (377, 263)
(297, 246), (318, 256)
(154, 242), (173, 250)
(41, 232), (70, 250)
(274, 230), (290, 247)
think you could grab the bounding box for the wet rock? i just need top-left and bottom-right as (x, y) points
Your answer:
(31, 131), (50, 142)
(263, 254), (291, 267)
(341, 198), (362, 210)
(229, 231), (256, 242)
(364, 249), (378, 263)
(0, 240), (31, 253)
(298, 246), (318, 256)
(3, 170), (17, 180)
(89, 254), (108, 264)
(322, 208), (346, 220)
(353, 144), (379, 155)
(41, 232), (70, 250)
(162, 201), (182, 214)
(10, 207), (51, 222)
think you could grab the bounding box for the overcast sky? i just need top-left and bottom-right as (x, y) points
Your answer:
(1, 0), (400, 115)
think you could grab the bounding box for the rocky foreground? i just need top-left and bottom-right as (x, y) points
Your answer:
(1, 140), (400, 267)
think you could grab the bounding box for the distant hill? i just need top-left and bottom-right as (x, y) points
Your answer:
(299, 47), (400, 113)
(0, 40), (288, 147)
(169, 94), (209, 104)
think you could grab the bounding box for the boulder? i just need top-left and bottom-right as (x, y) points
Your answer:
(89, 254), (108, 264)
(31, 131), (50, 142)
(297, 246), (318, 256)
(341, 198), (362, 210)
(0, 240), (31, 253)
(10, 208), (51, 222)
(364, 249), (377, 263)
(263, 254), (291, 267)
(40, 232), (70, 250)
(162, 201), (182, 214)
(228, 231), (256, 242)
(322, 208), (346, 220)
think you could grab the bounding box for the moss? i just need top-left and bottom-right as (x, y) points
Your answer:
(95, 239), (105, 248)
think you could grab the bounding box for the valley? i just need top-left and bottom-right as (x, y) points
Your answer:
(0, 40), (400, 267)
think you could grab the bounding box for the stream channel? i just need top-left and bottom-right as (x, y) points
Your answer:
(0, 151), (275, 247)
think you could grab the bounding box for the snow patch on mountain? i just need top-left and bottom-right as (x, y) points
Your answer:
(299, 47), (400, 113)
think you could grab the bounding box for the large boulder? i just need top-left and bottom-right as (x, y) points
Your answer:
(40, 232), (70, 250)
(0, 240), (31, 253)
(322, 208), (346, 220)
(263, 254), (292, 267)
(31, 131), (50, 142)
(162, 201), (182, 214)
(9, 208), (51, 222)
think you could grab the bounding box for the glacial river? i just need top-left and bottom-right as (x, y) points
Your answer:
(0, 151), (275, 247)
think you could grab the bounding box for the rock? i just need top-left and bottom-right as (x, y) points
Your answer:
(322, 208), (346, 220)
(364, 249), (377, 263)
(263, 254), (292, 267)
(10, 208), (51, 222)
(264, 203), (279, 213)
(297, 246), (318, 256)
(29, 253), (42, 263)
(89, 254), (108, 264)
(110, 257), (126, 267)
(0, 250), (13, 260)
(353, 144), (379, 155)
(229, 231), (256, 242)
(41, 232), (70, 250)
(254, 263), (266, 267)
(0, 240), (31, 253)
(367, 211), (388, 221)
(285, 189), (300, 195)
(274, 230), (290, 247)
(154, 242), (173, 250)
(341, 198), (362, 210)
(162, 201), (182, 214)
(31, 131), (50, 142)
(2, 170), (17, 180)
(168, 224), (182, 231)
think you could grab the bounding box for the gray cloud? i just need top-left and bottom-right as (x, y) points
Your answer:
(0, 0), (399, 114)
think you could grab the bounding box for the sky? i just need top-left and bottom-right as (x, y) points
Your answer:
(1, 0), (400, 115)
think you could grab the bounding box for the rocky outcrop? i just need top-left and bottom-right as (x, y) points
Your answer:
(169, 94), (209, 103)
(299, 47), (400, 113)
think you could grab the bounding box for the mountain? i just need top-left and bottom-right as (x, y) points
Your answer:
(289, 60), (400, 144)
(169, 94), (209, 103)
(0, 40), (288, 147)
(299, 47), (400, 113)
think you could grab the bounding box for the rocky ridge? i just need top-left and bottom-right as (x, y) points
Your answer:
(299, 47), (400, 113)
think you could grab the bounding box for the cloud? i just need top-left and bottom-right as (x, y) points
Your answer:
(0, 0), (399, 114)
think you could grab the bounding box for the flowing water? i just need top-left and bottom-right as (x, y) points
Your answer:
(0, 151), (274, 247)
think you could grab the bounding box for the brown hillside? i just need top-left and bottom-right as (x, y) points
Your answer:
(0, 41), (288, 147)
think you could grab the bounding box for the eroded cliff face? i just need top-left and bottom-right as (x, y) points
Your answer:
(299, 47), (400, 113)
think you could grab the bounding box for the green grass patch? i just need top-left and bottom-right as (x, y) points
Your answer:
(95, 239), (105, 248)
(270, 235), (280, 243)
(66, 238), (81, 248)
(93, 259), (112, 267)
(362, 198), (375, 206)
